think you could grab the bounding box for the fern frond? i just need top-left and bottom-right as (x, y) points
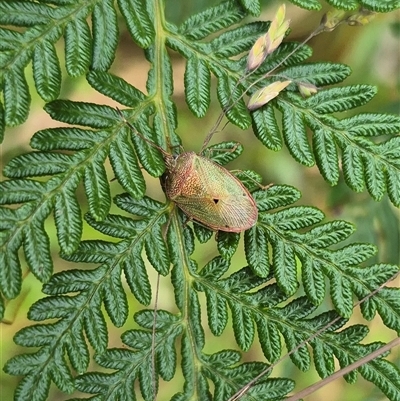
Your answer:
(0, 100), (156, 292)
(2, 2), (400, 401)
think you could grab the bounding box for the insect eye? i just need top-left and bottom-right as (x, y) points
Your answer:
(213, 198), (219, 204)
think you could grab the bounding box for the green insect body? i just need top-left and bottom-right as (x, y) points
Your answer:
(163, 151), (258, 232)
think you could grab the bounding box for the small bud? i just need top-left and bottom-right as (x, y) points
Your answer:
(248, 80), (291, 111)
(246, 4), (290, 71)
(247, 34), (268, 71)
(268, 19), (291, 54)
(321, 9), (347, 31)
(347, 9), (376, 26)
(298, 82), (318, 98)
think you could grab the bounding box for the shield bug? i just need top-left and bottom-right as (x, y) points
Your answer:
(163, 151), (258, 232)
(118, 111), (258, 232)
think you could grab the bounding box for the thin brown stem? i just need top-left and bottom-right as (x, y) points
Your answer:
(285, 337), (400, 401)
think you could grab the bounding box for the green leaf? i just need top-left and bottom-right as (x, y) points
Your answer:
(205, 141), (243, 165)
(333, 243), (377, 266)
(0, 179), (45, 204)
(254, 185), (301, 211)
(0, 232), (23, 299)
(146, 44), (174, 97)
(91, 0), (118, 71)
(270, 239), (298, 296)
(31, 127), (108, 151)
(45, 100), (118, 128)
(312, 339), (335, 378)
(63, 241), (120, 264)
(77, 299), (105, 355)
(216, 73), (251, 130)
(115, 193), (165, 218)
(228, 299), (254, 351)
(0, 296), (4, 320)
(255, 318), (281, 362)
(144, 220), (170, 275)
(87, 71), (145, 107)
(128, 118), (166, 177)
(67, 321), (90, 374)
(203, 288), (233, 342)
(301, 257), (326, 305)
(184, 56), (210, 118)
(23, 219), (53, 282)
(4, 67), (31, 126)
(217, 231), (240, 260)
(234, 169), (263, 191)
(304, 85), (377, 114)
(324, 0), (359, 10)
(344, 113), (400, 136)
(304, 221), (355, 248)
(123, 251), (152, 305)
(260, 42), (313, 72)
(0, 27), (23, 51)
(103, 267), (128, 327)
(33, 39), (61, 101)
(279, 99), (315, 166)
(244, 226), (270, 277)
(286, 0), (322, 10)
(54, 188), (82, 255)
(211, 21), (270, 57)
(14, 372), (52, 401)
(65, 17), (92, 77)
(328, 273), (353, 318)
(109, 132), (146, 198)
(117, 0), (155, 48)
(179, 0), (246, 40)
(342, 145), (365, 192)
(359, 0), (400, 12)
(0, 1), (54, 26)
(252, 104), (282, 151)
(269, 206), (325, 231)
(313, 128), (339, 185)
(3, 152), (75, 178)
(363, 152), (386, 201)
(239, 0), (261, 16)
(193, 222), (214, 243)
(199, 256), (230, 281)
(85, 212), (147, 239)
(282, 62), (351, 86)
(83, 151), (111, 221)
(360, 356), (400, 400)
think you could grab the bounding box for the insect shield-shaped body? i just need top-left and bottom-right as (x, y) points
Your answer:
(162, 151), (258, 232)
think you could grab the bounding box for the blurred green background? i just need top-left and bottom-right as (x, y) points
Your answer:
(1, 1), (399, 400)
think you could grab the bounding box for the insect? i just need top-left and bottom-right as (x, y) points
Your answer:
(163, 150), (258, 232)
(118, 110), (258, 232)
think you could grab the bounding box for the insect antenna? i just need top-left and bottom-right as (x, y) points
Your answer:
(116, 107), (172, 161)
